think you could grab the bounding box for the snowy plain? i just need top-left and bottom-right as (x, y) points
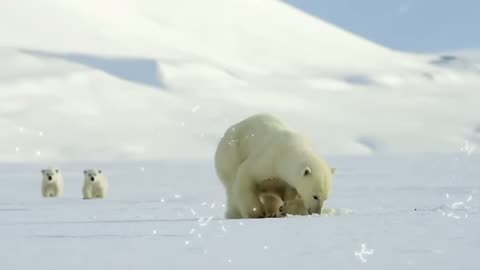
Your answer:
(1, 154), (479, 269)
(0, 0), (479, 269)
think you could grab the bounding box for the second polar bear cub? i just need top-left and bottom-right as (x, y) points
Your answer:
(82, 169), (109, 199)
(41, 168), (64, 197)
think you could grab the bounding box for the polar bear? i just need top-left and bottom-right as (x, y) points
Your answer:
(82, 169), (108, 199)
(41, 168), (64, 198)
(215, 113), (335, 219)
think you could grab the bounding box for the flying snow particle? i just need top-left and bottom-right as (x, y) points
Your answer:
(354, 243), (374, 263)
(210, 203), (216, 209)
(197, 233), (202, 239)
(190, 208), (197, 216)
(160, 198), (165, 203)
(191, 105), (200, 113)
(460, 140), (476, 156)
(18, 127), (24, 133)
(466, 195), (473, 202)
(35, 151), (41, 156)
(174, 194), (182, 199)
(152, 230), (158, 235)
(201, 202), (208, 206)
(185, 240), (190, 245)
(263, 245), (269, 250)
(198, 216), (214, 226)
(15, 146), (19, 152)
(227, 259), (232, 264)
(221, 225), (227, 232)
(189, 228), (196, 235)
(38, 131), (44, 136)
(451, 202), (464, 209)
(140, 167), (145, 172)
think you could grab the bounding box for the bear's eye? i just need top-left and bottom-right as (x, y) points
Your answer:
(313, 195), (319, 200)
(303, 167), (312, 176)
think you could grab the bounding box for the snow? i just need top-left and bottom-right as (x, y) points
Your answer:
(1, 154), (478, 269)
(1, 0), (479, 268)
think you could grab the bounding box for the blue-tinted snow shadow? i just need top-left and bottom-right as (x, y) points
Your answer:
(20, 49), (165, 89)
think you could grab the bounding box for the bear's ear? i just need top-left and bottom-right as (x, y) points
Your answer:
(303, 167), (312, 176)
(55, 169), (59, 173)
(98, 170), (102, 174)
(83, 170), (87, 174)
(331, 167), (336, 175)
(41, 169), (45, 174)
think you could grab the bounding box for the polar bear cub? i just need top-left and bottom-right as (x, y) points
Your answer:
(257, 178), (308, 217)
(82, 169), (109, 199)
(259, 192), (285, 218)
(41, 168), (64, 197)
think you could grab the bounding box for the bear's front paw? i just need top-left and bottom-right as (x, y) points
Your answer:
(278, 205), (287, 217)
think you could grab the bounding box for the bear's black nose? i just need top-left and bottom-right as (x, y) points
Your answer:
(90, 177), (95, 182)
(313, 195), (319, 200)
(48, 176), (52, 181)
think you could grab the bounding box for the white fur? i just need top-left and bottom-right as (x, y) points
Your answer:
(41, 168), (64, 198)
(215, 113), (335, 219)
(82, 169), (109, 199)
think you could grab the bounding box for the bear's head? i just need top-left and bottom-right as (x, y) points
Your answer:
(41, 168), (61, 182)
(285, 152), (335, 215)
(83, 169), (103, 182)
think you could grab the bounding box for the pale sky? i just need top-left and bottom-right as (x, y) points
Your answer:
(284, 0), (479, 52)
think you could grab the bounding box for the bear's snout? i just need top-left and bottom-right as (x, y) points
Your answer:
(90, 176), (95, 182)
(48, 176), (53, 181)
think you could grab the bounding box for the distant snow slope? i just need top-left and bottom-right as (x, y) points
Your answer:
(1, 0), (479, 162)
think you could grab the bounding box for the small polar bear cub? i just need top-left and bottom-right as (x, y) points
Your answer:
(41, 168), (64, 198)
(259, 192), (285, 218)
(82, 169), (109, 199)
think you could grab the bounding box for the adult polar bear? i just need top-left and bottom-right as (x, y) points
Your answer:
(215, 113), (335, 219)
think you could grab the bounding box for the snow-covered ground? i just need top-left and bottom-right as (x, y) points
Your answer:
(1, 0), (479, 269)
(1, 154), (478, 269)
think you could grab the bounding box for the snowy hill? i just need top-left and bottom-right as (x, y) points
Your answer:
(0, 0), (479, 163)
